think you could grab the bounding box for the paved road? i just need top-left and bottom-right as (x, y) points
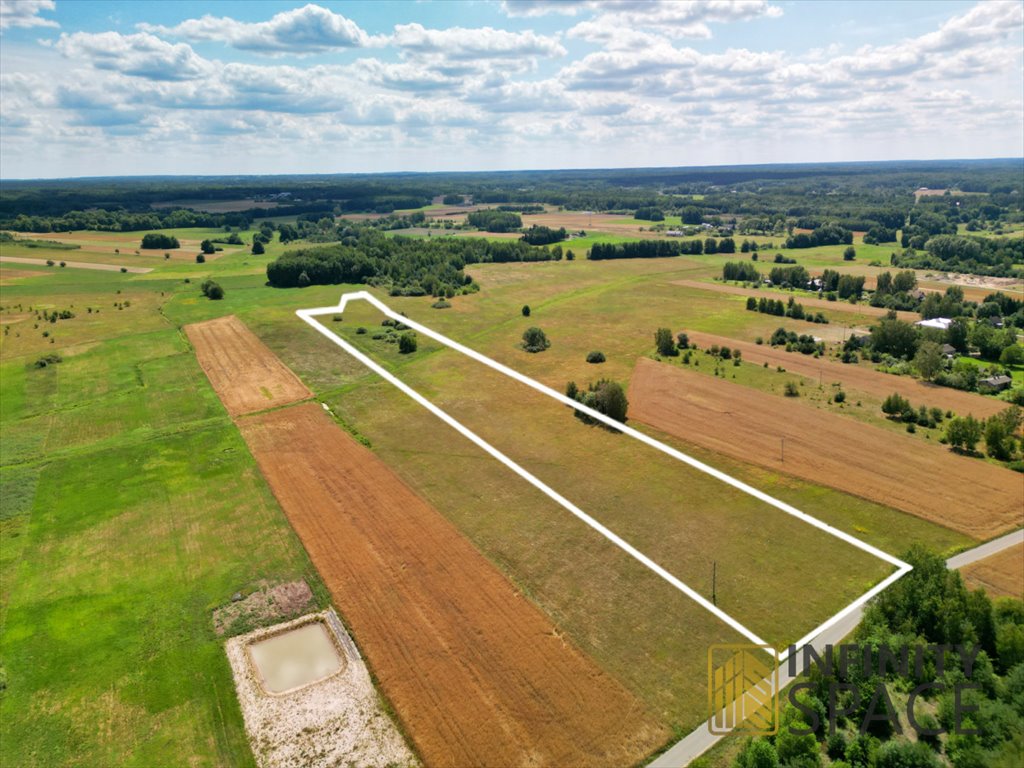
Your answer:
(0, 256), (152, 273)
(649, 528), (1024, 767)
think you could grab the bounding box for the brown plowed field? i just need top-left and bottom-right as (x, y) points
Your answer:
(628, 358), (1023, 540)
(185, 315), (311, 416)
(685, 331), (1007, 420)
(961, 543), (1024, 599)
(672, 279), (920, 322)
(237, 403), (667, 767)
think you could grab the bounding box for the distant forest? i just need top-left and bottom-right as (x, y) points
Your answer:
(3, 159), (1022, 277)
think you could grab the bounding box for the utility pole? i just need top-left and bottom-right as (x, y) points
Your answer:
(712, 561), (717, 606)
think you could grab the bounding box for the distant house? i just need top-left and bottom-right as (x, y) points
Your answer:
(978, 374), (1012, 393)
(915, 317), (953, 331)
(665, 230), (685, 237)
(941, 344), (957, 358)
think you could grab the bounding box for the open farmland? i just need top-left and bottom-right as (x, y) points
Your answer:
(236, 402), (669, 767)
(313, 302), (894, 651)
(672, 279), (922, 323)
(628, 358), (1023, 540)
(683, 330), (1010, 420)
(186, 315), (312, 416)
(961, 543), (1024, 599)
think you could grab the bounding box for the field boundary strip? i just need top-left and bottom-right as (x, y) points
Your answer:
(297, 291), (912, 658)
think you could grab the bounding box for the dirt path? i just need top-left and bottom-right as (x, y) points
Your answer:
(628, 358), (1023, 540)
(185, 316), (312, 416)
(672, 279), (920, 323)
(237, 403), (667, 767)
(0, 256), (153, 274)
(684, 331), (1008, 419)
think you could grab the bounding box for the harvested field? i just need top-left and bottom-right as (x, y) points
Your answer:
(684, 331), (1008, 420)
(151, 198), (281, 213)
(961, 543), (1024, 599)
(0, 256), (152, 274)
(185, 315), (311, 416)
(236, 402), (668, 767)
(628, 358), (1023, 540)
(671, 279), (920, 322)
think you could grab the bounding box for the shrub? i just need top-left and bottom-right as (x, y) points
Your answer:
(522, 326), (550, 353)
(522, 304), (531, 317)
(200, 239), (216, 254)
(252, 240), (265, 255)
(431, 299), (452, 309)
(199, 280), (224, 303)
(676, 332), (689, 350)
(784, 381), (800, 397)
(120, 267), (127, 273)
(586, 351), (606, 364)
(398, 332), (417, 354)
(195, 253), (205, 264)
(332, 314), (343, 322)
(356, 327), (367, 334)
(32, 353), (62, 369)
(834, 390), (846, 403)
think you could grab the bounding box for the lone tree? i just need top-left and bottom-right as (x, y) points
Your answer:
(843, 245), (856, 261)
(252, 240), (265, 255)
(655, 327), (677, 356)
(398, 332), (418, 354)
(200, 239), (216, 255)
(195, 253), (205, 264)
(522, 326), (550, 353)
(522, 304), (531, 317)
(913, 340), (944, 381)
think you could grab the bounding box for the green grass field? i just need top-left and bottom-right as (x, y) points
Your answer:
(0, 221), (989, 761)
(0, 272), (325, 767)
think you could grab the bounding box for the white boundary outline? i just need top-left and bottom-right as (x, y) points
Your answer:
(297, 291), (912, 657)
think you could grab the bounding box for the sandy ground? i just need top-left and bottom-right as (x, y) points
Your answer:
(961, 543), (1024, 599)
(628, 358), (1024, 540)
(185, 316), (312, 416)
(922, 272), (1023, 296)
(235, 401), (668, 767)
(226, 611), (417, 768)
(672, 279), (920, 323)
(684, 331), (1009, 420)
(0, 256), (152, 274)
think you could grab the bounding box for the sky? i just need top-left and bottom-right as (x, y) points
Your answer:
(0, 0), (1021, 179)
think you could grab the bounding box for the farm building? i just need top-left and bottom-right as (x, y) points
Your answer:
(915, 317), (953, 331)
(978, 374), (1012, 393)
(941, 344), (957, 358)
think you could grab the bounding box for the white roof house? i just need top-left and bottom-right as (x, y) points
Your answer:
(915, 317), (953, 331)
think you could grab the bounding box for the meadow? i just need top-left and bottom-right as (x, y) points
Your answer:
(0, 215), (1004, 762)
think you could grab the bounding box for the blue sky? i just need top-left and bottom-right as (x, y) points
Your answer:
(1, 0), (1020, 178)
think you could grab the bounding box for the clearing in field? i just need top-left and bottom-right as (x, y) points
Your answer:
(627, 357), (1023, 540)
(226, 610), (416, 768)
(186, 315), (312, 416)
(236, 402), (668, 767)
(961, 543), (1024, 599)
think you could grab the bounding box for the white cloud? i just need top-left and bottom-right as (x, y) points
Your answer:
(392, 22), (565, 59)
(139, 3), (385, 54)
(56, 32), (211, 81)
(0, 0), (57, 30)
(501, 1), (591, 18)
